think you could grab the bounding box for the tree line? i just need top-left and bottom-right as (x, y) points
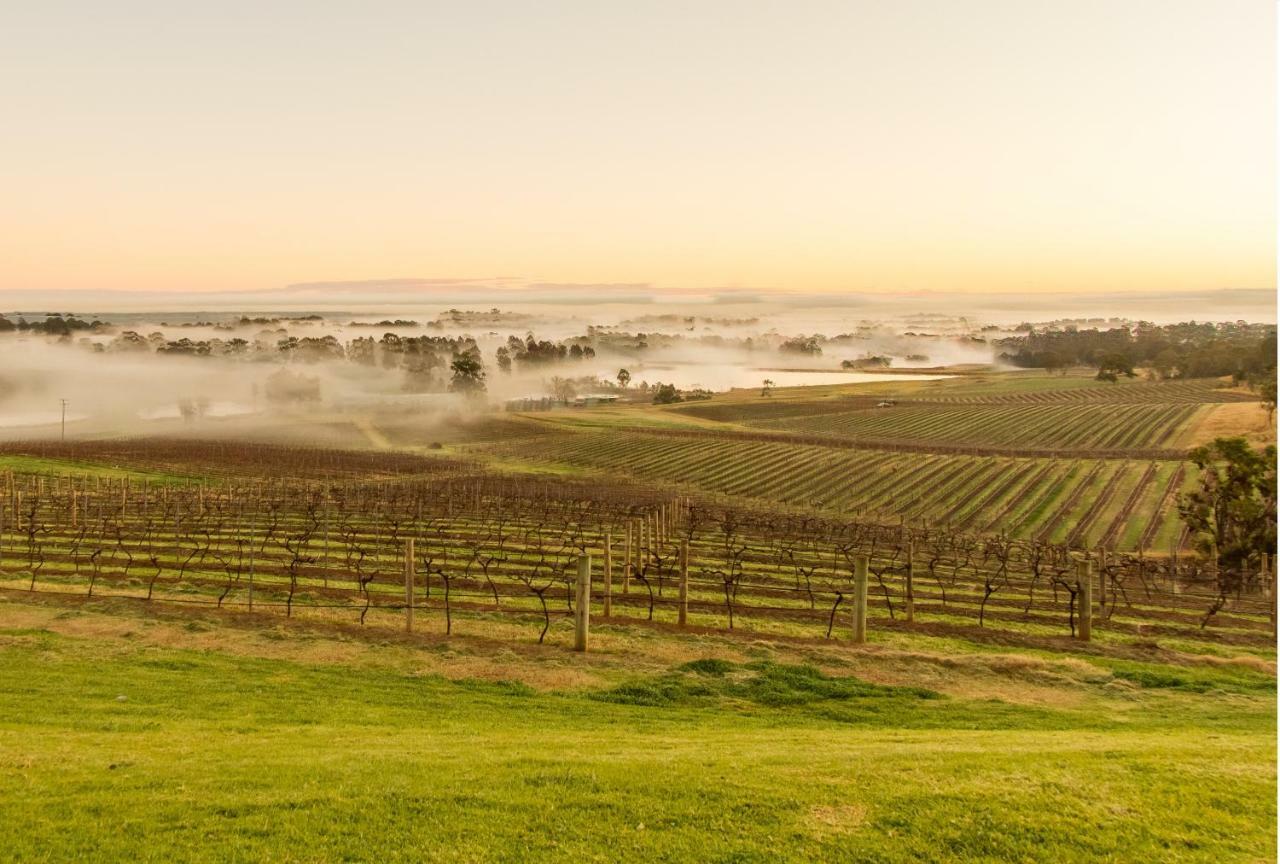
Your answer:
(996, 321), (1276, 385)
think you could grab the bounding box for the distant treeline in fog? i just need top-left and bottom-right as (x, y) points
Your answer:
(997, 321), (1276, 390)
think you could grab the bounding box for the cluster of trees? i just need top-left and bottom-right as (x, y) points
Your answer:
(779, 335), (823, 356)
(348, 319), (419, 328)
(99, 328), (487, 396)
(1179, 437), (1276, 616)
(841, 355), (891, 370)
(0, 314), (104, 335)
(997, 322), (1277, 386)
(494, 334), (596, 372)
(651, 383), (713, 404)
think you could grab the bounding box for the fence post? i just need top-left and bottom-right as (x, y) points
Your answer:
(623, 520), (632, 595)
(574, 554), (591, 652)
(1076, 558), (1092, 642)
(851, 554), (868, 644)
(905, 541), (915, 624)
(404, 537), (415, 633)
(603, 532), (613, 617)
(678, 539), (689, 626)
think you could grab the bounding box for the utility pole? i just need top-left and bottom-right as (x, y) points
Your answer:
(60, 399), (68, 442)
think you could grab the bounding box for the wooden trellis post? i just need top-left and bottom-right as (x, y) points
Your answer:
(603, 532), (613, 617)
(574, 554), (591, 652)
(678, 539), (689, 626)
(1076, 558), (1092, 642)
(623, 520), (632, 595)
(851, 554), (868, 644)
(404, 537), (415, 633)
(905, 541), (915, 623)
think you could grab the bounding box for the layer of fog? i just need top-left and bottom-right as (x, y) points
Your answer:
(2, 296), (1213, 443)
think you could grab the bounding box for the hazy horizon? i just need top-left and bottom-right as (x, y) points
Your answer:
(0, 285), (1273, 326)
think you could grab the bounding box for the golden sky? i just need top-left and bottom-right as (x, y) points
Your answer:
(1, 0), (1274, 295)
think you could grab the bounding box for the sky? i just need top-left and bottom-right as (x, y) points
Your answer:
(1, 0), (1274, 297)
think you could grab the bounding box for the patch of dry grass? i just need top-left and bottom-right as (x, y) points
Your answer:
(1185, 402), (1275, 448)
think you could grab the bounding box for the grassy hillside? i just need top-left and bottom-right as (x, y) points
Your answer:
(0, 597), (1273, 863)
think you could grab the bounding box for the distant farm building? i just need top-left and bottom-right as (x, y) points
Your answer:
(573, 394), (620, 407)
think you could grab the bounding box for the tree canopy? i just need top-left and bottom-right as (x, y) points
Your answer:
(1178, 437), (1277, 570)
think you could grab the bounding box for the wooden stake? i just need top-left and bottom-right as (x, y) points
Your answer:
(623, 520), (632, 595)
(905, 541), (915, 624)
(603, 532), (613, 617)
(1077, 558), (1092, 642)
(574, 554), (591, 652)
(404, 537), (415, 633)
(678, 539), (689, 626)
(851, 554), (868, 644)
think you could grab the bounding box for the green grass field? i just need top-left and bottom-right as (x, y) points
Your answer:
(0, 598), (1273, 863)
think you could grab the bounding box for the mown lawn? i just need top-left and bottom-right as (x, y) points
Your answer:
(0, 612), (1274, 863)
